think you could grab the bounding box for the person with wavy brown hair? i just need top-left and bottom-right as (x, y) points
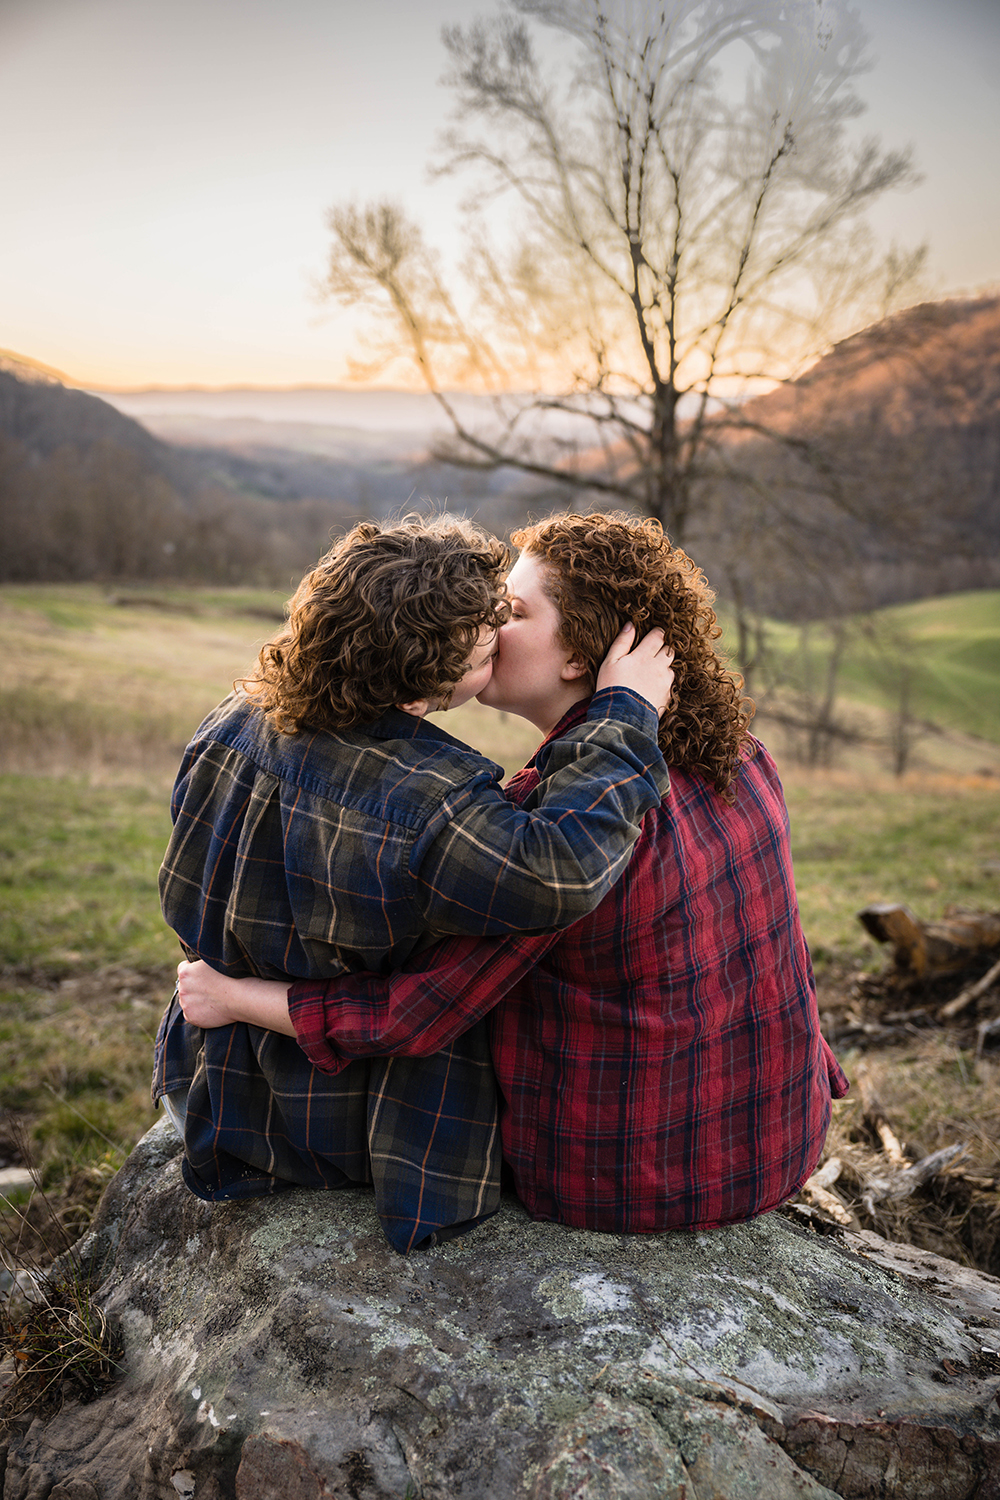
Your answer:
(177, 512), (846, 1238)
(243, 516), (512, 734)
(506, 512), (752, 798)
(154, 514), (675, 1252)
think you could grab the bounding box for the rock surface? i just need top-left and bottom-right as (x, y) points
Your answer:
(3, 1119), (1000, 1498)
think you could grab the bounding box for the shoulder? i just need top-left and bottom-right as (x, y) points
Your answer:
(185, 690), (249, 743)
(735, 734), (786, 799)
(179, 696), (504, 829)
(330, 717), (506, 828)
(657, 736), (784, 824)
(740, 732), (775, 769)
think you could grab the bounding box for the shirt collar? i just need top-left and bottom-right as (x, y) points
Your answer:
(366, 705), (477, 754)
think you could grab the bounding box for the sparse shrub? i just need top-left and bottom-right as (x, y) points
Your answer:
(1, 1126), (122, 1422)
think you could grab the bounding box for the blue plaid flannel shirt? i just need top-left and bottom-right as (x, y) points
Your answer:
(153, 687), (668, 1251)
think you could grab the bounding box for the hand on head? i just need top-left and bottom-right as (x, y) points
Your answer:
(595, 622), (675, 718)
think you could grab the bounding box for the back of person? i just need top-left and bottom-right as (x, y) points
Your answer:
(169, 511), (843, 1245)
(490, 722), (848, 1233)
(160, 691), (514, 979)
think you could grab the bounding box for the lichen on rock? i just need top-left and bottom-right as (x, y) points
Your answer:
(3, 1117), (1000, 1499)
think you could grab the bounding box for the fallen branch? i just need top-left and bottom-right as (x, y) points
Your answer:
(800, 1155), (856, 1228)
(940, 956), (1000, 1022)
(851, 1064), (971, 1218)
(809, 1157), (844, 1191)
(856, 1063), (907, 1164)
(861, 1142), (968, 1218)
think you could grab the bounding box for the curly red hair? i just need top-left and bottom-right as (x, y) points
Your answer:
(513, 513), (753, 798)
(243, 516), (509, 734)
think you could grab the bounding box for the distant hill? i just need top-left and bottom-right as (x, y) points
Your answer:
(739, 296), (1000, 436)
(95, 393), (530, 519)
(0, 355), (366, 584)
(691, 296), (1000, 617)
(0, 351), (190, 489)
(109, 409), (514, 515)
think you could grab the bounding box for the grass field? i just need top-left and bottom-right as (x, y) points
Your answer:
(1, 582), (998, 1245)
(747, 589), (1000, 751)
(846, 591), (1000, 745)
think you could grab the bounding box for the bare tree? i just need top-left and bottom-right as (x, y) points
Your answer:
(319, 0), (920, 548)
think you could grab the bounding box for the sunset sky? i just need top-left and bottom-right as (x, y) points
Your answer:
(2, 0), (998, 391)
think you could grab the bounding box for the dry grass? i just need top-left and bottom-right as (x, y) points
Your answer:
(0, 587), (274, 783)
(1, 1122), (123, 1422)
(0, 1265), (122, 1420)
(0, 585), (544, 783)
(802, 1032), (1000, 1272)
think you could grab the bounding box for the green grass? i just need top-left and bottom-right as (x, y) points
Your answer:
(866, 592), (1000, 743)
(783, 769), (1000, 967)
(0, 970), (163, 1213)
(0, 581), (287, 628)
(743, 590), (1000, 748)
(0, 777), (173, 1207)
(0, 777), (177, 972)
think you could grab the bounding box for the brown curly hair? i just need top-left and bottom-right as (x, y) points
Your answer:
(512, 513), (754, 798)
(243, 516), (510, 734)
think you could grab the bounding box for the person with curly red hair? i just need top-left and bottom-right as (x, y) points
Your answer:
(177, 513), (846, 1238)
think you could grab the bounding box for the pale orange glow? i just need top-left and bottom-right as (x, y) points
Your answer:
(1, 0), (997, 392)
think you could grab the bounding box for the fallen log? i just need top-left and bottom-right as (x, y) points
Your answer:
(858, 903), (1000, 981)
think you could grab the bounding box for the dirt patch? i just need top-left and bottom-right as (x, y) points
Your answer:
(2, 962), (174, 1009)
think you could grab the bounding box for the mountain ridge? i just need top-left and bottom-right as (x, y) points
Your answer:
(3, 295), (998, 602)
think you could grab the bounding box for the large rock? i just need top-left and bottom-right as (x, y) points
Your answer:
(3, 1119), (1000, 1498)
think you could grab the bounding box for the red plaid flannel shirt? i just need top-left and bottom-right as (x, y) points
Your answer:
(289, 709), (848, 1234)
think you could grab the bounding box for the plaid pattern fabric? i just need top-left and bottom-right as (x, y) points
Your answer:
(158, 691), (666, 975)
(154, 992), (500, 1250)
(153, 687), (667, 1252)
(288, 711), (849, 1236)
